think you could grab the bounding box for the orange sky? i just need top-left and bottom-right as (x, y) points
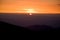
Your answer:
(0, 0), (60, 14)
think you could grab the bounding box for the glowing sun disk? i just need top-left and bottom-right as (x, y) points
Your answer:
(24, 9), (36, 13)
(24, 8), (37, 15)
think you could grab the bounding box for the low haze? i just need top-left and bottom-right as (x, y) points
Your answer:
(0, 14), (60, 28)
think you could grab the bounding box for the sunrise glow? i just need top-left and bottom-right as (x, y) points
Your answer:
(0, 0), (60, 14)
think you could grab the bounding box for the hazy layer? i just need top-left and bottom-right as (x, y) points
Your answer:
(0, 13), (60, 27)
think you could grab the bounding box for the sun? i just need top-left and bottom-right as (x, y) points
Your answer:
(24, 8), (36, 15)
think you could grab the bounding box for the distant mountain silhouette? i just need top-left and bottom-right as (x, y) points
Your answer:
(27, 25), (53, 31)
(0, 21), (60, 32)
(27, 25), (60, 32)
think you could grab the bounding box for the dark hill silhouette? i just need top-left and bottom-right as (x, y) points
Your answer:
(0, 21), (60, 32)
(0, 21), (30, 32)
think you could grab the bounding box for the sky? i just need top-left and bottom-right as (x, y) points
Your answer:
(0, 0), (60, 13)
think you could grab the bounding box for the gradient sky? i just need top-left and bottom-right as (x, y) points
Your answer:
(0, 0), (60, 13)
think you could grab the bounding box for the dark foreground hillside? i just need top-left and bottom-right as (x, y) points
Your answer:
(0, 21), (60, 32)
(0, 21), (30, 32)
